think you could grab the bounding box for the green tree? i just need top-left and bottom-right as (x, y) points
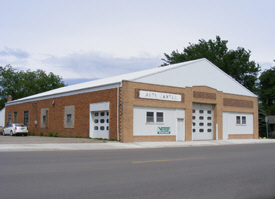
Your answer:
(259, 64), (275, 115)
(0, 65), (66, 109)
(162, 36), (260, 93)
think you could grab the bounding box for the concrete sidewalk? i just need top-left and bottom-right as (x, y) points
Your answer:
(0, 139), (274, 152)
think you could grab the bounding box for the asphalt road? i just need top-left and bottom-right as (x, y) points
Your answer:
(1, 144), (275, 199)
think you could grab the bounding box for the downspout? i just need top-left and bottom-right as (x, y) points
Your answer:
(117, 83), (120, 141)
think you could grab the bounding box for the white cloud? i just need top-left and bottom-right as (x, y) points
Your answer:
(0, 47), (30, 59)
(42, 51), (163, 79)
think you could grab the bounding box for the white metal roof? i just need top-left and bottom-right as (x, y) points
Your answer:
(6, 58), (256, 106)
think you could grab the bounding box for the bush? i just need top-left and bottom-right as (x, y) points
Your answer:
(39, 131), (43, 136)
(31, 132), (35, 136)
(48, 132), (53, 137)
(54, 132), (58, 137)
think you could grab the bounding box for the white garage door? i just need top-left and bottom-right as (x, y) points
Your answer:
(192, 103), (214, 140)
(92, 111), (109, 139)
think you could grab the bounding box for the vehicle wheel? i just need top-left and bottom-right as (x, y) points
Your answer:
(10, 131), (13, 136)
(24, 134), (28, 136)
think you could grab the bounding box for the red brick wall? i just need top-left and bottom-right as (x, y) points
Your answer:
(5, 88), (118, 139)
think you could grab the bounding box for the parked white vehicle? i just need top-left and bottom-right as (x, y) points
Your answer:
(2, 123), (28, 136)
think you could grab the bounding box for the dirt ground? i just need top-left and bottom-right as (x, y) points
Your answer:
(0, 135), (105, 144)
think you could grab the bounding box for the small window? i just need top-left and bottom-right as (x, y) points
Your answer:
(106, 126), (109, 130)
(24, 111), (29, 127)
(207, 129), (212, 132)
(100, 119), (105, 123)
(207, 110), (212, 114)
(43, 115), (47, 123)
(100, 112), (105, 116)
(207, 123), (212, 126)
(192, 116), (196, 120)
(192, 110), (195, 113)
(106, 119), (109, 123)
(100, 126), (105, 130)
(199, 129), (204, 133)
(199, 110), (204, 114)
(94, 126), (98, 130)
(64, 105), (74, 128)
(199, 123), (204, 126)
(193, 129), (196, 133)
(207, 117), (212, 120)
(199, 116), (204, 120)
(107, 112), (109, 116)
(156, 112), (164, 123)
(146, 112), (154, 123)
(94, 119), (98, 123)
(67, 114), (72, 123)
(94, 112), (99, 116)
(193, 123), (195, 126)
(242, 116), (246, 125)
(14, 112), (17, 123)
(8, 112), (11, 125)
(236, 116), (241, 125)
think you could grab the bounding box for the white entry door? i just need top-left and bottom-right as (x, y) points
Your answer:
(192, 103), (214, 140)
(177, 119), (185, 141)
(91, 111), (109, 139)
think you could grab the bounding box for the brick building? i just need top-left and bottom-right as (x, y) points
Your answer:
(5, 59), (258, 142)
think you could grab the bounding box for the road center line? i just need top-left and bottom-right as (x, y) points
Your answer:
(132, 156), (206, 164)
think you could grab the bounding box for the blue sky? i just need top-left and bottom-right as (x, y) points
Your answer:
(0, 0), (274, 85)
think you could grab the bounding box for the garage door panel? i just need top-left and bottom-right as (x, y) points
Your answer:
(92, 111), (109, 139)
(192, 103), (214, 140)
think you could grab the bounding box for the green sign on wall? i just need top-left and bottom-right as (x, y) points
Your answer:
(157, 127), (171, 134)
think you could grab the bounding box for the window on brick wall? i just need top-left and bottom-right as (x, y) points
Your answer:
(14, 112), (17, 123)
(24, 111), (29, 127)
(41, 109), (48, 128)
(67, 114), (72, 123)
(64, 105), (74, 128)
(8, 112), (11, 125)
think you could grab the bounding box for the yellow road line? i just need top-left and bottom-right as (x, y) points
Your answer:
(132, 156), (206, 164)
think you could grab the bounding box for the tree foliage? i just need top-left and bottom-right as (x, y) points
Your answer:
(162, 36), (260, 93)
(259, 64), (275, 115)
(0, 65), (66, 109)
